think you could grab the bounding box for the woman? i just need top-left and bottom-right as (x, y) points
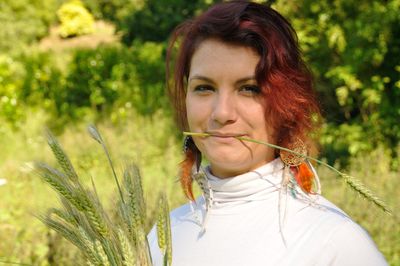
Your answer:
(148, 1), (388, 265)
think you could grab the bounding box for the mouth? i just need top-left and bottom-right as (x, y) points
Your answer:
(206, 131), (246, 138)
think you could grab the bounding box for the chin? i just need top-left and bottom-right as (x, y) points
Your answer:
(209, 162), (251, 178)
(207, 156), (250, 175)
(206, 150), (246, 164)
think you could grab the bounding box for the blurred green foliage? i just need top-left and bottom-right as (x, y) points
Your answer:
(118, 0), (218, 44)
(0, 43), (166, 129)
(81, 0), (218, 43)
(82, 0), (146, 22)
(273, 0), (400, 165)
(63, 42), (166, 117)
(57, 0), (95, 38)
(0, 55), (25, 124)
(0, 0), (62, 55)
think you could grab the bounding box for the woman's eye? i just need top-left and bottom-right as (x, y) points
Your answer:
(193, 85), (214, 94)
(240, 85), (261, 95)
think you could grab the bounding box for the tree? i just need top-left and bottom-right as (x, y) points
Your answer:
(273, 0), (400, 164)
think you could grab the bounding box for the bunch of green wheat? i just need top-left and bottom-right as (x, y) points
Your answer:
(36, 125), (172, 266)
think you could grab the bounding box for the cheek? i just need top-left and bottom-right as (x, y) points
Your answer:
(244, 105), (275, 141)
(186, 97), (203, 130)
(241, 104), (266, 128)
(186, 94), (213, 129)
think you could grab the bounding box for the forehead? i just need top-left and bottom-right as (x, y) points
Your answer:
(189, 39), (260, 78)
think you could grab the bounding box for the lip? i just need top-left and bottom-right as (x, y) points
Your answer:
(206, 131), (246, 138)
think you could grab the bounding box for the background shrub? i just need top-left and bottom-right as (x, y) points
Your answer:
(0, 0), (60, 55)
(63, 42), (166, 118)
(57, 0), (95, 38)
(0, 55), (26, 124)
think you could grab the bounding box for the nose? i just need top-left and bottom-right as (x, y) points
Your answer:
(211, 90), (237, 125)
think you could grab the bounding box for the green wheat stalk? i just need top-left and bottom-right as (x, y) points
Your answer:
(35, 128), (151, 266)
(183, 131), (392, 214)
(95, 240), (111, 266)
(80, 191), (109, 238)
(78, 226), (103, 265)
(134, 227), (153, 266)
(117, 228), (136, 266)
(125, 165), (146, 230)
(0, 261), (32, 266)
(37, 141), (117, 263)
(156, 193), (172, 266)
(37, 213), (82, 248)
(35, 162), (88, 212)
(117, 163), (148, 252)
(46, 130), (79, 182)
(36, 127), (163, 265)
(88, 124), (125, 205)
(59, 197), (98, 238)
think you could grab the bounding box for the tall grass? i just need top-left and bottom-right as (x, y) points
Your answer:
(0, 109), (398, 265)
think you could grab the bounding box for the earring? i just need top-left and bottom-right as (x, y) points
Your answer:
(279, 138), (319, 194)
(279, 138), (307, 167)
(181, 136), (202, 201)
(183, 136), (202, 173)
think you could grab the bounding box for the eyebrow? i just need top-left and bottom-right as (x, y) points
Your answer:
(188, 75), (256, 85)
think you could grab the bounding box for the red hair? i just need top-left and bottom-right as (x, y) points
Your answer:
(167, 1), (321, 199)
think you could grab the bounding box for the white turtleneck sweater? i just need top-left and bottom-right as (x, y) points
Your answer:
(148, 158), (387, 266)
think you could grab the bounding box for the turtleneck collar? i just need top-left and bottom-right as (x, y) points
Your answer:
(196, 158), (285, 210)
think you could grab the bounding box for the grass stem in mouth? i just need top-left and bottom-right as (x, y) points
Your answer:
(182, 131), (392, 215)
(183, 132), (210, 138)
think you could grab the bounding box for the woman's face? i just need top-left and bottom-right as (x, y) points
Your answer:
(186, 39), (276, 178)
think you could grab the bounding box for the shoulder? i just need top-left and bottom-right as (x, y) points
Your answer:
(285, 193), (352, 232)
(290, 195), (388, 265)
(170, 200), (198, 222)
(315, 218), (388, 265)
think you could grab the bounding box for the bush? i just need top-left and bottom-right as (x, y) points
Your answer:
(81, 0), (145, 21)
(274, 0), (400, 163)
(64, 42), (167, 118)
(0, 55), (26, 124)
(0, 42), (168, 128)
(19, 52), (65, 110)
(0, 0), (60, 54)
(120, 0), (212, 45)
(0, 51), (67, 127)
(57, 0), (95, 38)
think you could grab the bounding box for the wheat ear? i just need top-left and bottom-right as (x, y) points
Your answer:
(157, 193), (172, 266)
(117, 228), (136, 266)
(46, 130), (79, 182)
(124, 165), (146, 230)
(88, 124), (125, 204)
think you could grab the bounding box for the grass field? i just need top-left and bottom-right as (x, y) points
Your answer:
(0, 110), (399, 265)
